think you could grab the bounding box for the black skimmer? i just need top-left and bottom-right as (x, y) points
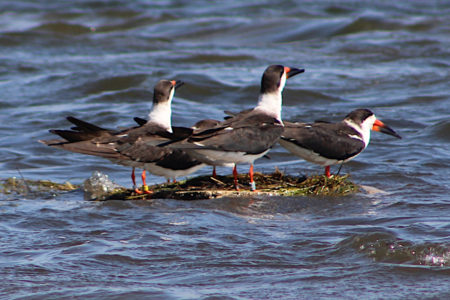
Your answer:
(278, 108), (402, 177)
(167, 65), (304, 191)
(40, 79), (205, 194)
(189, 119), (226, 178)
(134, 116), (225, 178)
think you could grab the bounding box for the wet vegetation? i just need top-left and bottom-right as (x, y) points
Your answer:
(1, 169), (359, 201)
(1, 177), (79, 198)
(100, 169), (359, 200)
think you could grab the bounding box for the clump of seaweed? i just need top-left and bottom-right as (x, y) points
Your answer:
(0, 169), (359, 201)
(1, 177), (78, 197)
(276, 173), (359, 196)
(104, 168), (359, 201)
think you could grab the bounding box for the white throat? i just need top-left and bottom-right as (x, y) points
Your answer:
(254, 92), (283, 120)
(147, 88), (174, 132)
(148, 102), (172, 132)
(344, 115), (375, 148)
(254, 71), (286, 121)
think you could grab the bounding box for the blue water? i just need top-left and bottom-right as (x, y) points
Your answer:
(1, 1), (449, 299)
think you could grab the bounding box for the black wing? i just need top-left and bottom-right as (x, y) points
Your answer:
(187, 110), (284, 154)
(281, 121), (365, 160)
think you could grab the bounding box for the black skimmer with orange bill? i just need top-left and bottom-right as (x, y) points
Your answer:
(167, 65), (304, 191)
(278, 108), (401, 177)
(40, 79), (205, 194)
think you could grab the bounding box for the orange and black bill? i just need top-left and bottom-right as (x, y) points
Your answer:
(372, 119), (402, 139)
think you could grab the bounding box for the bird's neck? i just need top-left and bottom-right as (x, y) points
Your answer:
(148, 102), (172, 132)
(344, 119), (371, 147)
(254, 92), (282, 121)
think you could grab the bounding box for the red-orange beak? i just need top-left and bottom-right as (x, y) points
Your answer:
(284, 66), (304, 79)
(372, 119), (402, 139)
(171, 80), (184, 89)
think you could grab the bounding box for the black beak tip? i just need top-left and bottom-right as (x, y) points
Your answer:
(389, 128), (402, 139)
(287, 68), (305, 78)
(174, 80), (184, 89)
(380, 126), (402, 139)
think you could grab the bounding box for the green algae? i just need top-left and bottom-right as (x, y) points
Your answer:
(103, 169), (359, 201)
(0, 169), (359, 201)
(1, 177), (79, 196)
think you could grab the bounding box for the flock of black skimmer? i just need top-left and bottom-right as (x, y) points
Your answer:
(40, 65), (401, 194)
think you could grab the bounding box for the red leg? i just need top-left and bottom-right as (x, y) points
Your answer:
(325, 166), (331, 178)
(132, 168), (143, 194)
(212, 166), (217, 178)
(233, 164), (239, 191)
(141, 170), (152, 194)
(249, 164), (256, 191)
(131, 167), (137, 187)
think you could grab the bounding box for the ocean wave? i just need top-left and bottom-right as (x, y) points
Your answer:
(338, 232), (449, 267)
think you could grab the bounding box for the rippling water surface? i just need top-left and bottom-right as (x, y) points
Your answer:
(1, 1), (449, 299)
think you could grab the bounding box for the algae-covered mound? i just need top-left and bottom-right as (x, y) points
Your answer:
(0, 170), (360, 201)
(104, 169), (359, 201)
(1, 177), (79, 198)
(289, 174), (360, 196)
